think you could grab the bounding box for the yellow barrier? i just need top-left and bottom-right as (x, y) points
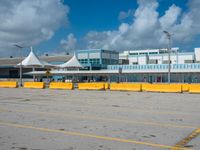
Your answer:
(78, 83), (105, 90)
(141, 83), (151, 91)
(104, 83), (109, 89)
(181, 84), (189, 92)
(110, 83), (141, 91)
(142, 84), (182, 93)
(49, 82), (73, 90)
(23, 82), (45, 89)
(189, 84), (200, 93)
(0, 81), (18, 88)
(93, 82), (109, 89)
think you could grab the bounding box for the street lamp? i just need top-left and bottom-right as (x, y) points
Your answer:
(14, 44), (25, 87)
(163, 31), (173, 83)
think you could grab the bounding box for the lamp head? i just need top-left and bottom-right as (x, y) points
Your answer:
(14, 44), (24, 49)
(163, 30), (172, 39)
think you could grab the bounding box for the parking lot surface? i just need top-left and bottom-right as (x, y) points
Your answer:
(0, 88), (200, 150)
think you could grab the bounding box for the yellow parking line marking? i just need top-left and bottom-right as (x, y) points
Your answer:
(2, 108), (197, 129)
(0, 121), (190, 150)
(171, 128), (200, 150)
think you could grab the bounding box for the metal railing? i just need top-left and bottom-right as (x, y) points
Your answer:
(107, 63), (200, 70)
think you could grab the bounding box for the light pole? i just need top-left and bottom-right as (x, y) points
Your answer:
(163, 31), (172, 84)
(14, 44), (24, 87)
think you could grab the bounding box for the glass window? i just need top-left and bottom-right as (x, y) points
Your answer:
(139, 52), (148, 55)
(130, 53), (138, 55)
(88, 59), (100, 64)
(149, 52), (158, 54)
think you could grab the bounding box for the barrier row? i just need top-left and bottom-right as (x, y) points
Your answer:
(0, 81), (200, 93)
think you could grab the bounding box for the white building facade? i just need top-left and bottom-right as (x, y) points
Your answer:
(108, 48), (200, 83)
(119, 47), (199, 65)
(4, 47), (200, 83)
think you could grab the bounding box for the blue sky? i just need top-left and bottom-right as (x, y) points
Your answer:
(0, 0), (199, 57)
(36, 0), (194, 54)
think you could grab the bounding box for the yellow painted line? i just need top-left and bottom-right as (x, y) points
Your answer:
(3, 108), (197, 129)
(171, 128), (200, 150)
(196, 129), (200, 133)
(0, 121), (190, 150)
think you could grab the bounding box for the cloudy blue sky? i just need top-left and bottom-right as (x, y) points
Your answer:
(0, 0), (200, 57)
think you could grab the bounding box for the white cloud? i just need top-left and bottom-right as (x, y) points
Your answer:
(0, 0), (69, 56)
(60, 33), (77, 51)
(85, 0), (161, 50)
(84, 0), (200, 50)
(159, 4), (181, 30)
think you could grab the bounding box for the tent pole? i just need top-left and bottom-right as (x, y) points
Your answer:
(32, 67), (35, 81)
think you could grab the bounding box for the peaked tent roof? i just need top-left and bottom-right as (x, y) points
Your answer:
(17, 47), (55, 68)
(18, 49), (43, 67)
(58, 54), (84, 68)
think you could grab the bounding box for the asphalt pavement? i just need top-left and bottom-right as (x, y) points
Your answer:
(0, 88), (199, 150)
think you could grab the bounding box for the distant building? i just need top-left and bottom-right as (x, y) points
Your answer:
(0, 49), (119, 79)
(76, 49), (119, 70)
(1, 47), (200, 83)
(108, 48), (200, 83)
(119, 47), (200, 65)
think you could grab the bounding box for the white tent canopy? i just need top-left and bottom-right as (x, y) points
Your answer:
(18, 48), (43, 67)
(17, 47), (55, 68)
(58, 54), (84, 69)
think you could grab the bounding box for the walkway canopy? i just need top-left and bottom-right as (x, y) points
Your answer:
(58, 54), (84, 69)
(40, 60), (57, 69)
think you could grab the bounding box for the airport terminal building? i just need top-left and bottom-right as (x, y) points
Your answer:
(0, 54), (72, 79)
(108, 47), (200, 83)
(0, 48), (200, 83)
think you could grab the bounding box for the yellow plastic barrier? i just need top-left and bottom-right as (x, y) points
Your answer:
(0, 81), (18, 88)
(110, 83), (141, 91)
(142, 84), (182, 93)
(104, 83), (109, 89)
(181, 84), (189, 92)
(189, 84), (200, 93)
(93, 82), (109, 89)
(141, 83), (151, 91)
(49, 82), (73, 90)
(78, 83), (105, 90)
(23, 82), (45, 89)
